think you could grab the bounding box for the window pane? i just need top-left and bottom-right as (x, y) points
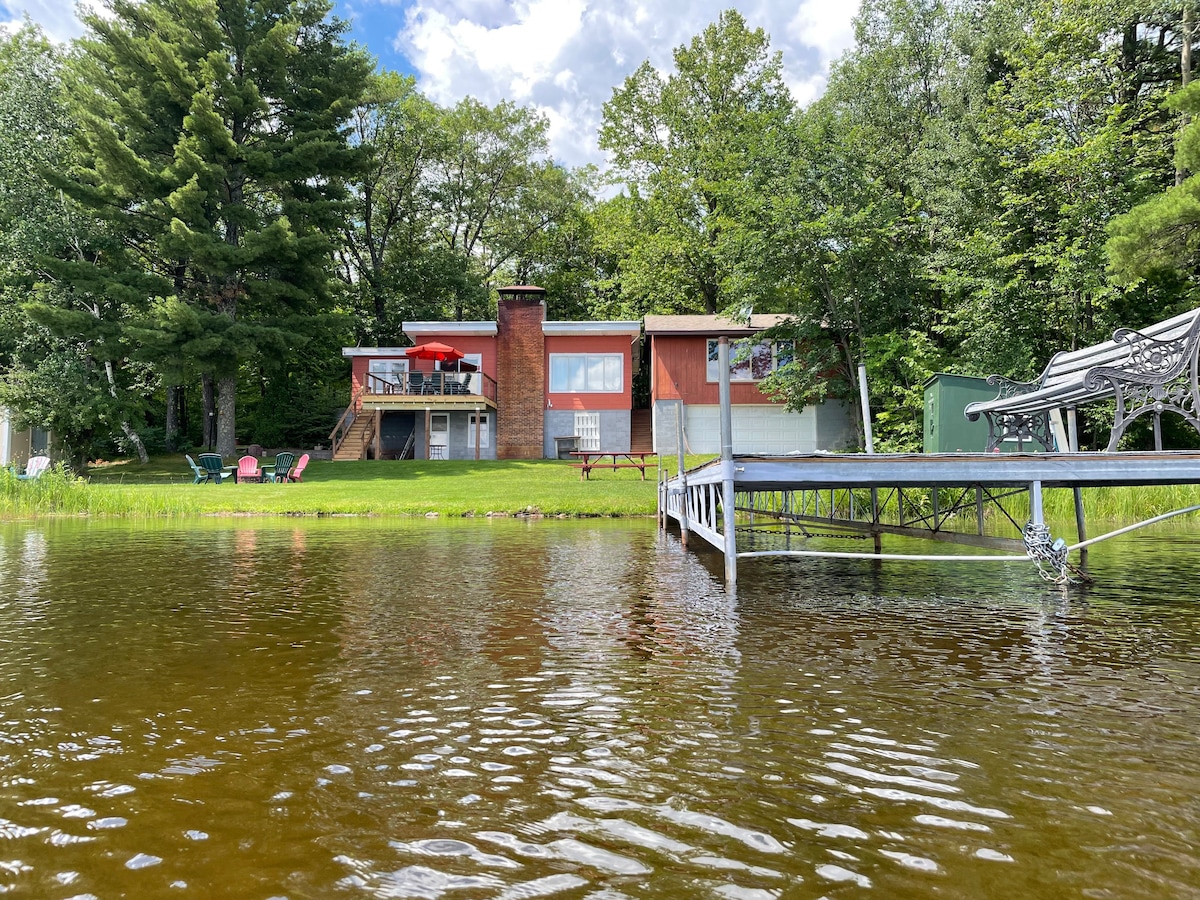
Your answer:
(775, 341), (794, 369)
(604, 356), (622, 392)
(751, 341), (773, 379)
(730, 340), (752, 381)
(587, 356), (606, 391)
(568, 357), (586, 391)
(550, 356), (567, 392)
(707, 340), (720, 381)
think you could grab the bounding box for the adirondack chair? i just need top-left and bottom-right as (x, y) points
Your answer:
(185, 454), (208, 483)
(263, 451), (295, 483)
(16, 455), (50, 480)
(236, 455), (262, 483)
(284, 453), (309, 482)
(197, 453), (228, 483)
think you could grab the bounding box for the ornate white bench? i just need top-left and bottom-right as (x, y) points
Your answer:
(964, 308), (1200, 451)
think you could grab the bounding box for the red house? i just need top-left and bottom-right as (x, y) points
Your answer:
(338, 287), (642, 460)
(644, 314), (855, 455)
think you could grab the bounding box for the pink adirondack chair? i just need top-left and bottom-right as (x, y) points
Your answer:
(236, 455), (262, 483)
(284, 453), (309, 482)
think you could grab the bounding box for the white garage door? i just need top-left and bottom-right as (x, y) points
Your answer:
(683, 405), (816, 455)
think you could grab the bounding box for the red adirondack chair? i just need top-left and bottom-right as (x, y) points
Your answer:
(236, 455), (262, 483)
(284, 453), (309, 482)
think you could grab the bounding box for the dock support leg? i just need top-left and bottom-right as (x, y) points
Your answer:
(676, 400), (689, 549)
(1073, 486), (1088, 566)
(1030, 480), (1044, 526)
(719, 337), (737, 590)
(871, 487), (881, 554)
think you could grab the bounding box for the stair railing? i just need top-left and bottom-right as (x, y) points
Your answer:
(360, 412), (377, 460)
(329, 384), (365, 458)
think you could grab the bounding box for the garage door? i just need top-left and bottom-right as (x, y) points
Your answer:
(683, 405), (816, 455)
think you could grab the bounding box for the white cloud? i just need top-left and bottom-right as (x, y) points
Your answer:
(397, 0), (861, 168)
(1, 0), (96, 41)
(4, 0), (863, 170)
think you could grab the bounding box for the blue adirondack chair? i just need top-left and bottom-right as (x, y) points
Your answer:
(185, 454), (208, 483)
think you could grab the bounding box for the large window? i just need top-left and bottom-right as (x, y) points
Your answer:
(706, 339), (794, 382)
(549, 353), (623, 392)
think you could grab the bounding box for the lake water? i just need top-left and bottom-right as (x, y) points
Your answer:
(0, 517), (1198, 899)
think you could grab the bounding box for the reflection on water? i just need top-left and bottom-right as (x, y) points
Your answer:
(0, 517), (1198, 898)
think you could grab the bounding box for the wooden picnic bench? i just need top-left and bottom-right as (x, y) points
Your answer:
(964, 307), (1200, 451)
(570, 451), (657, 480)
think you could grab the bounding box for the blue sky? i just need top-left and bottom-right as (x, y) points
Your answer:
(3, 0), (861, 169)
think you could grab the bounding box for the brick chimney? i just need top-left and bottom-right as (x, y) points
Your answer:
(495, 285), (546, 459)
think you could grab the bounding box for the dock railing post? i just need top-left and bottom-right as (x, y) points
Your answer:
(719, 337), (737, 589)
(676, 399), (689, 549)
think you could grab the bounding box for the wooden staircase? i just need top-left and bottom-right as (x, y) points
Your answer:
(630, 408), (653, 453)
(333, 416), (373, 460)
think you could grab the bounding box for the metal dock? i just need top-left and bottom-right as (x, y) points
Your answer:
(657, 339), (1200, 588)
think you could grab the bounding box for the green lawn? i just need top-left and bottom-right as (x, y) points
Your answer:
(1, 455), (708, 518)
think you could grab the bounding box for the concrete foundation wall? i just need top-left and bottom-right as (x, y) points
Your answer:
(543, 409), (630, 458)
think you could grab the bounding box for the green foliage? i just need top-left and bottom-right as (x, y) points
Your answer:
(599, 9), (796, 316)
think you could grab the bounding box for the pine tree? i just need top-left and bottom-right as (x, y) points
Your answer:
(59, 0), (370, 456)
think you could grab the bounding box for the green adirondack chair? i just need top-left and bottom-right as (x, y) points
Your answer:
(196, 453), (228, 484)
(263, 452), (295, 483)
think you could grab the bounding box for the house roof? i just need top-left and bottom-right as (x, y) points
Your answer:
(404, 321), (498, 337)
(542, 321), (641, 337)
(643, 314), (790, 336)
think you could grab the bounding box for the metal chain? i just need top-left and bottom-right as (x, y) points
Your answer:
(1023, 521), (1089, 585)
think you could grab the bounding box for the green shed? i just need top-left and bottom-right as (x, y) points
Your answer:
(923, 373), (997, 453)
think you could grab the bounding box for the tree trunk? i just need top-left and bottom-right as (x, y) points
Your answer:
(165, 384), (180, 451)
(217, 373), (237, 458)
(101, 358), (148, 463)
(202, 372), (217, 450)
(1180, 5), (1194, 187)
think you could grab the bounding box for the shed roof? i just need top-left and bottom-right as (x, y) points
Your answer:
(643, 314), (790, 336)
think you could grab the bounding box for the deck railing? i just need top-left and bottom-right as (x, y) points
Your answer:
(364, 371), (498, 403)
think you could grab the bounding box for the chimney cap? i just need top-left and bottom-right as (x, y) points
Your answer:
(497, 284), (546, 296)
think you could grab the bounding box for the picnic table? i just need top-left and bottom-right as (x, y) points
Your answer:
(570, 450), (656, 480)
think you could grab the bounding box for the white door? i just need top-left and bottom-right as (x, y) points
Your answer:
(467, 412), (490, 449)
(575, 412), (600, 451)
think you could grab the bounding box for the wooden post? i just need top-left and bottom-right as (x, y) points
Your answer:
(424, 407), (431, 460)
(374, 408), (382, 460)
(474, 407), (481, 461)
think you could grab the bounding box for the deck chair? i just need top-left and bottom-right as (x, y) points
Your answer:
(185, 454), (208, 483)
(284, 453), (309, 482)
(263, 451), (295, 483)
(197, 453), (227, 484)
(236, 455), (262, 483)
(17, 455), (50, 480)
(407, 372), (424, 395)
(422, 371), (444, 394)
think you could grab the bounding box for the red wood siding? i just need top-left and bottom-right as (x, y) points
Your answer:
(651, 334), (778, 405)
(545, 334), (633, 411)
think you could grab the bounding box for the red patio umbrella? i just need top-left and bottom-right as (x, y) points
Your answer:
(405, 342), (465, 364)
